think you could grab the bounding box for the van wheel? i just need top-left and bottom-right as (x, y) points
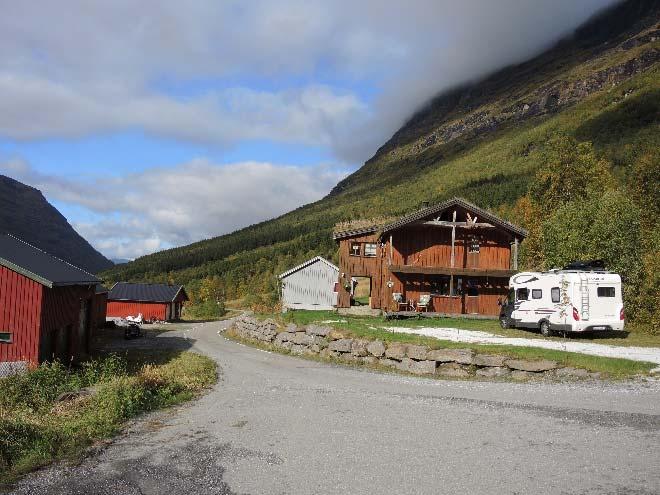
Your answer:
(500, 316), (510, 329)
(540, 321), (552, 337)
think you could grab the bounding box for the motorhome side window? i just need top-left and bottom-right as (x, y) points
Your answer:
(597, 287), (615, 297)
(516, 288), (529, 301)
(551, 287), (560, 303)
(532, 289), (542, 299)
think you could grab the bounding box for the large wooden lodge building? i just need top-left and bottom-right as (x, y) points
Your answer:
(333, 198), (527, 317)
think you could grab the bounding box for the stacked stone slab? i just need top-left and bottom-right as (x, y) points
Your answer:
(228, 316), (598, 380)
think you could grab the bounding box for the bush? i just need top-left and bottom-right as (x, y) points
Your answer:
(0, 352), (216, 483)
(183, 299), (226, 320)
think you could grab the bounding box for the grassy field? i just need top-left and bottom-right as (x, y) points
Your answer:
(266, 310), (657, 378)
(0, 349), (216, 486)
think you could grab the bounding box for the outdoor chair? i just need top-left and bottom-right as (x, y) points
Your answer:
(416, 294), (431, 312)
(393, 292), (410, 312)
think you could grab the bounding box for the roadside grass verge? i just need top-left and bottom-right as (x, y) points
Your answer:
(0, 351), (216, 486)
(279, 310), (660, 348)
(265, 311), (656, 378)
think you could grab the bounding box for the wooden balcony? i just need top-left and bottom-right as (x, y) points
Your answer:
(388, 264), (516, 278)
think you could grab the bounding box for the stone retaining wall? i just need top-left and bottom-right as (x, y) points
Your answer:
(228, 316), (598, 380)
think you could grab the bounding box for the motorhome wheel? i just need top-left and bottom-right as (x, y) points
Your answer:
(540, 320), (552, 337)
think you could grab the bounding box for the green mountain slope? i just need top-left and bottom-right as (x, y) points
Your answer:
(0, 175), (114, 273)
(102, 0), (659, 311)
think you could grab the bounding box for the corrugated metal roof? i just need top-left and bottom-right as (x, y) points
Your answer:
(278, 256), (339, 279)
(108, 282), (187, 303)
(0, 234), (102, 288)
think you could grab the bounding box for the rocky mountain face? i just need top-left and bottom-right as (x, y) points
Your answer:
(0, 175), (113, 274)
(332, 0), (660, 196)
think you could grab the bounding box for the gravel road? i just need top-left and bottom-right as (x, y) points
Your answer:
(10, 319), (660, 495)
(384, 326), (660, 371)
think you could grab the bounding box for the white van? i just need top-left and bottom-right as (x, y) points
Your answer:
(499, 263), (625, 336)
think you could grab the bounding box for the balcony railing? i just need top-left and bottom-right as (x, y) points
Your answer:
(388, 264), (516, 277)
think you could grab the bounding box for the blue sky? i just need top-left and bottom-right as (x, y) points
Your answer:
(0, 0), (615, 259)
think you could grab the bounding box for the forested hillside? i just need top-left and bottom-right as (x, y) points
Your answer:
(102, 0), (659, 330)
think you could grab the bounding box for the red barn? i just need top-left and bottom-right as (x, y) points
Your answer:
(107, 282), (188, 322)
(94, 285), (109, 328)
(0, 234), (103, 373)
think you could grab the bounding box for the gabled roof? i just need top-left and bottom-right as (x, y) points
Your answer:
(332, 225), (380, 240)
(278, 256), (339, 279)
(0, 234), (102, 288)
(108, 282), (188, 303)
(333, 197), (527, 240)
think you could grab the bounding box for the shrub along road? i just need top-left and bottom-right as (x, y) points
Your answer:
(10, 319), (660, 495)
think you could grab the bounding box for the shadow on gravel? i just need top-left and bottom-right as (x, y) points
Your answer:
(9, 436), (240, 495)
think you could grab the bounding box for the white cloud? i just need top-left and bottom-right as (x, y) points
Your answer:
(1, 159), (351, 259)
(0, 74), (365, 147)
(0, 0), (618, 162)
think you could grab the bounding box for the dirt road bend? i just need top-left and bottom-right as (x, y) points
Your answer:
(11, 319), (660, 495)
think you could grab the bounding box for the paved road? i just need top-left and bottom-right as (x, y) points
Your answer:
(11, 320), (660, 495)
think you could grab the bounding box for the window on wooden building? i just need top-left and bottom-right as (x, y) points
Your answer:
(468, 238), (480, 253)
(349, 242), (361, 256)
(0, 332), (11, 343)
(364, 243), (377, 257)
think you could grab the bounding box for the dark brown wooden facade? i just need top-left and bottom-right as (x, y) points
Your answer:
(334, 198), (526, 317)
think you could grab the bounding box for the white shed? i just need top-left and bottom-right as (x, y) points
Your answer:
(279, 256), (338, 311)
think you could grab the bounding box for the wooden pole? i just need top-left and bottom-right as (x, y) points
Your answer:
(513, 237), (519, 271)
(389, 234), (393, 265)
(450, 210), (456, 295)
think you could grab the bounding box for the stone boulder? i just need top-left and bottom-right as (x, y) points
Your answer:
(506, 359), (558, 372)
(306, 324), (332, 337)
(437, 363), (470, 378)
(385, 343), (407, 360)
(292, 332), (315, 346)
(289, 344), (307, 355)
(319, 348), (339, 359)
(409, 360), (436, 375)
(406, 345), (429, 360)
(379, 358), (399, 368)
(426, 349), (474, 365)
(366, 340), (386, 357)
(351, 340), (369, 357)
(476, 367), (510, 378)
(328, 339), (353, 353)
(473, 354), (507, 368)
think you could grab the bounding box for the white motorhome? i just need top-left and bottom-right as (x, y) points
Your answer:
(499, 262), (625, 336)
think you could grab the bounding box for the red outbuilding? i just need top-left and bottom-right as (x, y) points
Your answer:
(0, 234), (103, 374)
(107, 282), (188, 322)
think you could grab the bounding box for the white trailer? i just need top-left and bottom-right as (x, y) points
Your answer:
(500, 266), (625, 336)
